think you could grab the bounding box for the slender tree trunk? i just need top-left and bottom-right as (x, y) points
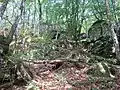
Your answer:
(20, 0), (26, 29)
(79, 0), (85, 33)
(0, 0), (10, 19)
(27, 6), (30, 26)
(32, 1), (37, 30)
(105, 0), (111, 21)
(8, 0), (25, 44)
(38, 0), (42, 33)
(38, 0), (42, 21)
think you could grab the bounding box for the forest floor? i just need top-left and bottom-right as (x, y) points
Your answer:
(0, 43), (118, 90)
(1, 59), (116, 90)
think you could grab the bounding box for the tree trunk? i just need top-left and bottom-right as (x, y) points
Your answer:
(0, 0), (10, 19)
(105, 0), (120, 63)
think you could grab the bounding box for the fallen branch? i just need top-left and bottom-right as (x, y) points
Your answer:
(0, 82), (13, 89)
(67, 77), (115, 87)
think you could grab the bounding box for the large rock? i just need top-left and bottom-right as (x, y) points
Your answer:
(87, 20), (115, 58)
(88, 20), (111, 40)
